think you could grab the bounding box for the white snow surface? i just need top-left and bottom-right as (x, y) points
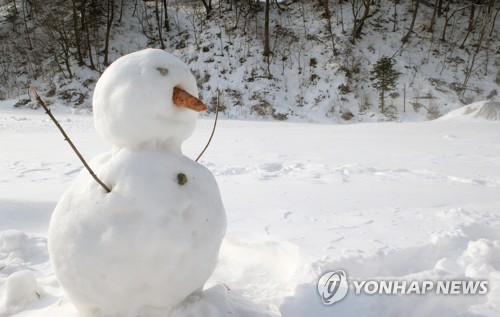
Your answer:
(1, 98), (500, 316)
(439, 100), (500, 122)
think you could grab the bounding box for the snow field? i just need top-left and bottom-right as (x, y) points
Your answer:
(1, 100), (500, 316)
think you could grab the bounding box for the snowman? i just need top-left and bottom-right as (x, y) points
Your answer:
(48, 49), (227, 317)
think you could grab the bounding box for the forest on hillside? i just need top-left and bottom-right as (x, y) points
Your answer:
(0, 0), (498, 122)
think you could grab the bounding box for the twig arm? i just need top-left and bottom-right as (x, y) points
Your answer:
(30, 86), (112, 193)
(196, 90), (220, 162)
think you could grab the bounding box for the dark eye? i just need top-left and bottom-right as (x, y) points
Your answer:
(156, 67), (169, 76)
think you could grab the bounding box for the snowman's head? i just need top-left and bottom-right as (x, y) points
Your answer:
(93, 49), (205, 151)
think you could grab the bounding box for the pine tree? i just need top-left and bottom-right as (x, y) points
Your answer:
(370, 56), (401, 113)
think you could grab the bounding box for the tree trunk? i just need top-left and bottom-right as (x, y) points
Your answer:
(351, 0), (372, 43)
(490, 6), (499, 37)
(380, 91), (385, 113)
(21, 0), (33, 50)
(323, 0), (338, 55)
(340, 0), (345, 33)
(104, 0), (115, 67)
(263, 0), (271, 57)
(441, 3), (473, 42)
(163, 0), (170, 32)
(72, 0), (84, 66)
(81, 3), (95, 70)
(437, 0), (443, 17)
(440, 1), (452, 42)
(60, 27), (73, 79)
(118, 0), (125, 24)
(402, 0), (419, 43)
(155, 0), (165, 49)
(462, 8), (488, 94)
(460, 4), (476, 48)
(428, 0), (438, 32)
(200, 0), (212, 19)
(393, 1), (397, 32)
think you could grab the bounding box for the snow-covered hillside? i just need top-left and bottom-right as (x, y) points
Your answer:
(1, 0), (498, 122)
(1, 100), (499, 316)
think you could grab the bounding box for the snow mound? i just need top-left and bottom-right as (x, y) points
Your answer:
(439, 100), (500, 121)
(4, 271), (40, 313)
(0, 230), (27, 254)
(0, 230), (47, 316)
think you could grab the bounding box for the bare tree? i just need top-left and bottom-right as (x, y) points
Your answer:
(351, 0), (375, 43)
(322, 0), (338, 55)
(428, 0), (439, 32)
(163, 0), (170, 32)
(393, 0), (398, 32)
(402, 0), (419, 43)
(441, 2), (475, 42)
(263, 0), (271, 57)
(460, 3), (477, 49)
(462, 5), (491, 96)
(71, 0), (84, 66)
(200, 0), (212, 19)
(21, 0), (33, 50)
(41, 9), (74, 78)
(103, 0), (115, 66)
(155, 0), (165, 49)
(81, 0), (96, 70)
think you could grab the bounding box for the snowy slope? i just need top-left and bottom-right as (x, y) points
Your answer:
(1, 101), (500, 316)
(439, 100), (500, 121)
(2, 1), (498, 122)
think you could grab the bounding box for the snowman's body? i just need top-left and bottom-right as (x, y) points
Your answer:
(48, 49), (226, 317)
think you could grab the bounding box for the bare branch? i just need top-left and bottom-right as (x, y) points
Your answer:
(196, 90), (220, 162)
(30, 86), (112, 193)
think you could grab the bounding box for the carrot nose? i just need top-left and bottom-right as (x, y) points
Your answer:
(172, 87), (207, 112)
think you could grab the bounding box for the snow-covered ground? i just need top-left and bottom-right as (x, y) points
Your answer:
(1, 99), (500, 316)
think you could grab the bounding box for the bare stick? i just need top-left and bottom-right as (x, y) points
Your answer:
(196, 90), (220, 162)
(30, 86), (112, 193)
